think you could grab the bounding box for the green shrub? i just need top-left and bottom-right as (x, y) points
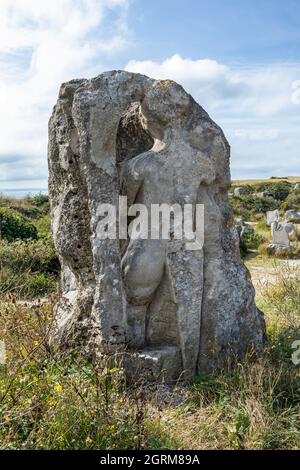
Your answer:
(253, 181), (292, 199)
(241, 231), (265, 251)
(0, 269), (57, 298)
(230, 195), (279, 220)
(231, 184), (254, 195)
(0, 239), (59, 275)
(280, 190), (300, 212)
(33, 215), (52, 239)
(0, 209), (37, 241)
(27, 273), (57, 297)
(0, 239), (59, 298)
(30, 194), (49, 207)
(9, 205), (41, 220)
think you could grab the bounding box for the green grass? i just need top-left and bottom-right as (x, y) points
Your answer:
(0, 263), (299, 450)
(0, 239), (59, 299)
(0, 196), (59, 300)
(0, 191), (299, 450)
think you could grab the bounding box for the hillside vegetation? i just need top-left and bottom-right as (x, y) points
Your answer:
(0, 186), (299, 450)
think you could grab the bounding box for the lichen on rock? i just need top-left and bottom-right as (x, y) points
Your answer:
(48, 70), (265, 382)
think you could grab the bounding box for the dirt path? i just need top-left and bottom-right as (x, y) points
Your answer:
(247, 257), (300, 293)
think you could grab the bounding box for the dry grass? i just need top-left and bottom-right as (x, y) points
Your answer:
(1, 263), (299, 450)
(232, 176), (300, 186)
(151, 263), (300, 450)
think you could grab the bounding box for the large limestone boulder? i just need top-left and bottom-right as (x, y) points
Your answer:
(285, 210), (300, 223)
(233, 187), (245, 196)
(48, 71), (265, 381)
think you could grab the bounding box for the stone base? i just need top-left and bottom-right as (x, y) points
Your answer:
(124, 346), (182, 384)
(267, 243), (292, 257)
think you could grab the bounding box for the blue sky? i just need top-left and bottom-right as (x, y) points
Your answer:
(0, 0), (300, 194)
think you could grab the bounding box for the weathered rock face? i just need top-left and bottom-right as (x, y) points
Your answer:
(266, 209), (280, 227)
(285, 210), (300, 223)
(271, 221), (290, 246)
(48, 71), (265, 381)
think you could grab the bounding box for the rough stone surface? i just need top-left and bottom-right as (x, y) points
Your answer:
(283, 222), (297, 240)
(234, 187), (244, 196)
(48, 71), (265, 381)
(271, 221), (290, 246)
(266, 209), (279, 226)
(285, 210), (300, 223)
(267, 244), (293, 257)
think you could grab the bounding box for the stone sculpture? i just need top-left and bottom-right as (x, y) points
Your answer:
(234, 187), (244, 196)
(48, 71), (265, 382)
(266, 209), (279, 226)
(285, 210), (300, 223)
(271, 221), (290, 246)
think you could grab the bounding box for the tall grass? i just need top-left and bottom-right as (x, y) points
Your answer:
(0, 299), (160, 450)
(150, 264), (300, 450)
(0, 239), (59, 299)
(0, 264), (299, 449)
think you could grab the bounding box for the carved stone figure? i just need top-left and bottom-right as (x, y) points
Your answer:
(266, 209), (279, 226)
(48, 71), (265, 381)
(271, 221), (290, 246)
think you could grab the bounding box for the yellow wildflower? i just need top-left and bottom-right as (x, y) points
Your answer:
(55, 384), (63, 392)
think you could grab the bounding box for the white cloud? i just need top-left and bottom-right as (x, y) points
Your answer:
(234, 128), (279, 141)
(126, 54), (300, 118)
(0, 0), (129, 190)
(126, 54), (300, 178)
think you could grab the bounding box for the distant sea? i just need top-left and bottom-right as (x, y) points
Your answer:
(0, 188), (48, 199)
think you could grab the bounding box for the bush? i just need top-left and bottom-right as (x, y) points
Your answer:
(230, 195), (279, 220)
(33, 216), (52, 239)
(0, 269), (57, 298)
(0, 239), (59, 275)
(0, 239), (60, 299)
(0, 209), (37, 241)
(241, 231), (265, 251)
(231, 184), (254, 195)
(27, 273), (57, 297)
(280, 191), (300, 212)
(30, 194), (49, 207)
(9, 205), (41, 220)
(253, 181), (292, 199)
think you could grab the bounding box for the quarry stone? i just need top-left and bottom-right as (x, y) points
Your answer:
(234, 187), (245, 196)
(48, 70), (265, 381)
(266, 209), (280, 226)
(285, 210), (300, 223)
(283, 222), (297, 240)
(271, 221), (290, 246)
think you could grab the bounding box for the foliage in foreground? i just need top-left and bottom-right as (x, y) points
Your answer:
(0, 239), (59, 299)
(0, 209), (37, 242)
(0, 264), (299, 450)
